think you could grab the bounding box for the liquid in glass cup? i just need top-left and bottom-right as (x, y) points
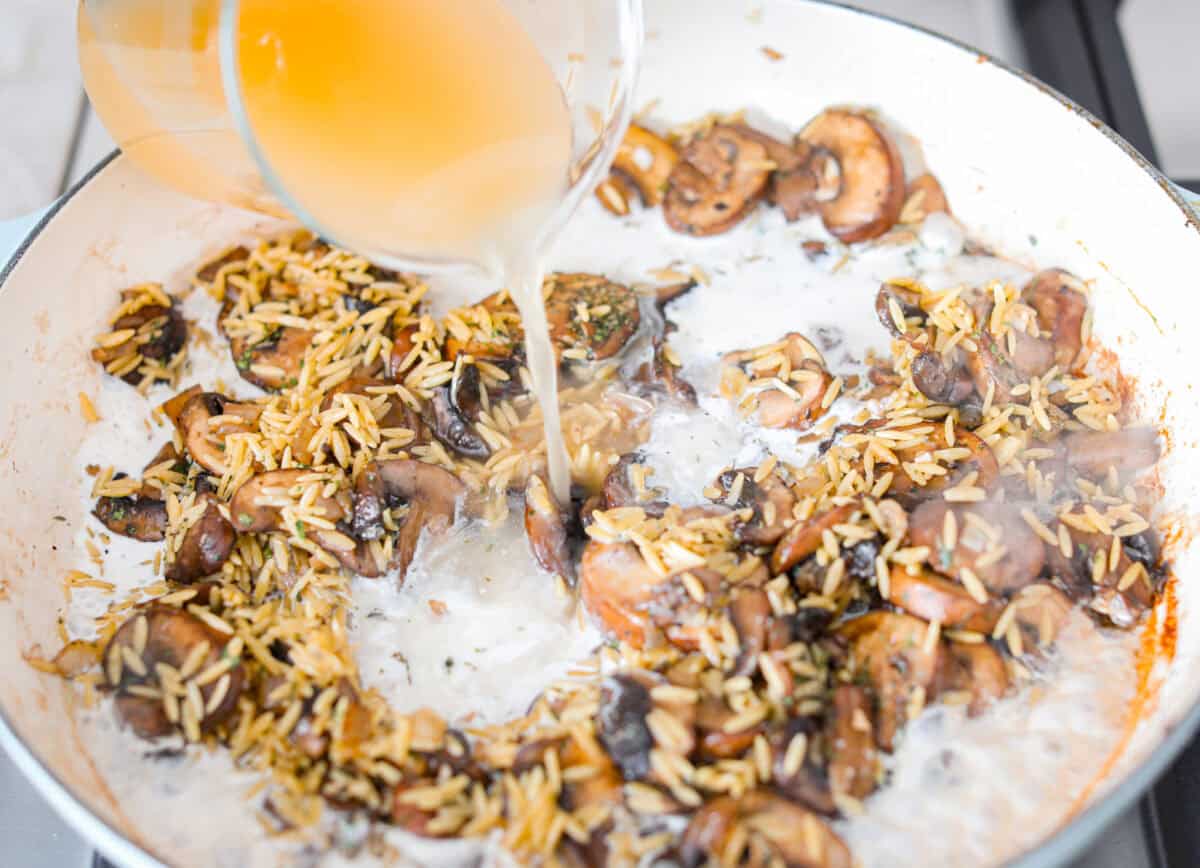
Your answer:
(79, 0), (642, 504)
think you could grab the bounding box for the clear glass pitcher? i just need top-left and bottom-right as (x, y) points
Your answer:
(78, 0), (642, 272)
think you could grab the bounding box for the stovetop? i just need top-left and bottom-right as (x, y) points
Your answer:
(2, 2), (1197, 866)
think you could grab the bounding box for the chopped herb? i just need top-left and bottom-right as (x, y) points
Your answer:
(237, 513), (253, 527)
(236, 349), (254, 371)
(294, 521), (307, 540)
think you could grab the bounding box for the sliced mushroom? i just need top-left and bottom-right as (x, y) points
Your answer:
(104, 605), (245, 740)
(524, 474), (573, 581)
(842, 612), (940, 751)
(633, 335), (698, 405)
(731, 125), (837, 222)
(579, 540), (664, 646)
(602, 454), (667, 515)
(293, 376), (425, 465)
(712, 466), (797, 546)
(229, 468), (347, 534)
(721, 333), (834, 431)
(195, 246), (249, 283)
(664, 124), (771, 236)
(900, 173), (950, 222)
(176, 392), (262, 476)
(933, 640), (1009, 715)
(335, 459), (466, 580)
(426, 375), (489, 459)
(1012, 583), (1080, 643)
(604, 123), (679, 209)
(1044, 519), (1156, 628)
(772, 145), (842, 222)
(544, 273), (642, 362)
(771, 502), (856, 574)
(596, 674), (655, 781)
(874, 281), (925, 339)
(91, 287), (188, 385)
(681, 792), (852, 868)
(769, 719), (838, 816)
(93, 490), (168, 542)
(1060, 428), (1159, 480)
(164, 494), (236, 583)
(909, 500), (1043, 594)
(727, 587), (774, 676)
(798, 109), (905, 243)
(887, 564), (1003, 632)
(827, 685), (879, 800)
(230, 326), (313, 391)
(446, 274), (641, 368)
(891, 426), (998, 504)
(1024, 268), (1089, 371)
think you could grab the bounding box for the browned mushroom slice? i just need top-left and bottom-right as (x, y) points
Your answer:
(1060, 427), (1159, 480)
(798, 109), (905, 243)
(1044, 520), (1155, 628)
(91, 285), (188, 386)
(93, 492), (168, 542)
(1009, 583), (1077, 640)
(164, 495), (236, 583)
(721, 333), (834, 431)
(579, 540), (664, 646)
(602, 123), (679, 209)
(104, 605), (245, 740)
(963, 328), (1034, 405)
(772, 502), (856, 573)
(887, 564), (1003, 632)
(595, 172), (636, 216)
(293, 376), (425, 465)
(230, 468), (347, 534)
(426, 378), (489, 459)
(230, 326), (313, 391)
(933, 640), (1009, 715)
(772, 145), (842, 222)
(641, 567), (726, 653)
(524, 474), (572, 580)
(596, 674), (655, 781)
(842, 612), (940, 751)
(890, 425), (998, 504)
(195, 246), (249, 283)
(900, 172), (951, 222)
(712, 466), (797, 546)
(725, 587), (774, 676)
(160, 385), (203, 427)
(1024, 268), (1089, 371)
(633, 335), (698, 405)
(910, 350), (977, 406)
(766, 720), (837, 816)
(602, 454), (667, 514)
(176, 392), (262, 476)
(827, 685), (879, 800)
(545, 273), (641, 362)
(874, 281), (926, 339)
(909, 500), (1043, 595)
(334, 459), (466, 580)
(664, 125), (771, 236)
(686, 792), (854, 868)
(730, 124), (836, 222)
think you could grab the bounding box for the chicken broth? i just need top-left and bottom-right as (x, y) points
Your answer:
(57, 105), (1169, 868)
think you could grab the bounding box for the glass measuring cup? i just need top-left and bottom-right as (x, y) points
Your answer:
(78, 0), (643, 273)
